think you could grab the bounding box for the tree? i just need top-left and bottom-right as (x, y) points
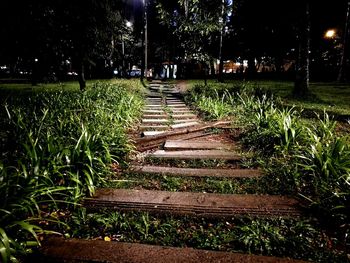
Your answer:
(55, 0), (124, 90)
(1, 0), (127, 90)
(294, 1), (311, 96)
(156, 0), (232, 82)
(338, 1), (350, 82)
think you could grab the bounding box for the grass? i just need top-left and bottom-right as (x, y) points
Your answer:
(0, 79), (145, 262)
(105, 172), (263, 194)
(59, 209), (348, 262)
(185, 80), (350, 257)
(188, 79), (350, 117)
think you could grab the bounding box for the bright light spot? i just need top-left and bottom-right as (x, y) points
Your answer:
(126, 21), (132, 28)
(325, 29), (336, 38)
(34, 58), (38, 62)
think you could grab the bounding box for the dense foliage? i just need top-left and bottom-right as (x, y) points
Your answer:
(187, 82), (350, 253)
(0, 81), (144, 262)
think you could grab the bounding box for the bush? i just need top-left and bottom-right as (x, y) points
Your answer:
(0, 81), (144, 261)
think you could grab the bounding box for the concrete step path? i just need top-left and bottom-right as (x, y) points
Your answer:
(170, 121), (201, 129)
(84, 189), (302, 218)
(142, 119), (169, 124)
(173, 119), (199, 123)
(142, 110), (165, 114)
(148, 150), (241, 161)
(142, 131), (166, 137)
(39, 237), (307, 263)
(139, 125), (169, 131)
(130, 165), (262, 178)
(171, 114), (197, 119)
(164, 140), (236, 151)
(143, 114), (168, 119)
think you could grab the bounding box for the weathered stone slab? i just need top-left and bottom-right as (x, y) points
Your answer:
(142, 119), (169, 123)
(145, 104), (163, 107)
(149, 150), (241, 160)
(173, 119), (199, 123)
(139, 125), (168, 131)
(142, 131), (166, 137)
(171, 114), (197, 119)
(170, 111), (194, 115)
(142, 110), (165, 114)
(84, 189), (302, 217)
(39, 237), (307, 263)
(143, 114), (168, 119)
(171, 122), (200, 129)
(164, 140), (235, 151)
(167, 104), (187, 107)
(166, 100), (184, 104)
(130, 165), (262, 178)
(168, 107), (190, 111)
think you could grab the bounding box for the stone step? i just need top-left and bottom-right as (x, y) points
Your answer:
(143, 114), (168, 119)
(130, 165), (262, 178)
(145, 104), (164, 108)
(166, 101), (184, 104)
(166, 99), (183, 102)
(171, 114), (197, 119)
(139, 125), (169, 131)
(39, 237), (306, 263)
(173, 119), (199, 124)
(142, 131), (166, 137)
(167, 103), (187, 108)
(148, 150), (241, 160)
(170, 111), (194, 115)
(171, 122), (200, 129)
(168, 107), (190, 111)
(142, 110), (165, 114)
(142, 119), (169, 123)
(164, 140), (236, 151)
(84, 189), (302, 217)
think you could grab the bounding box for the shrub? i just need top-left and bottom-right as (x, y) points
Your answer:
(0, 81), (144, 261)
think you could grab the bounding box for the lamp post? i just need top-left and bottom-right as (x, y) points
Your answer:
(122, 21), (132, 77)
(141, 0), (148, 81)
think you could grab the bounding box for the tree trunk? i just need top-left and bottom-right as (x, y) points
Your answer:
(218, 0), (225, 83)
(294, 2), (310, 96)
(246, 53), (256, 79)
(338, 1), (350, 82)
(78, 61), (86, 91)
(210, 58), (215, 76)
(203, 61), (208, 86)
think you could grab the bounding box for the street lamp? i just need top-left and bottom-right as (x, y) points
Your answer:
(142, 0), (148, 80)
(122, 21), (132, 77)
(325, 29), (336, 39)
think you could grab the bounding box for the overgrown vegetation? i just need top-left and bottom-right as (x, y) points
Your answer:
(62, 210), (347, 262)
(186, 81), (350, 257)
(0, 80), (144, 262)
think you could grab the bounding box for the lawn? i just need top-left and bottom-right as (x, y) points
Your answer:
(188, 79), (350, 117)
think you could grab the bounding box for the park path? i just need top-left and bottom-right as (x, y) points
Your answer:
(39, 81), (306, 263)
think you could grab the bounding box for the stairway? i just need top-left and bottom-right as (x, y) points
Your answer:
(38, 81), (307, 263)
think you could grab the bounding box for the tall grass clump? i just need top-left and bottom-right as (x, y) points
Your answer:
(236, 90), (350, 246)
(186, 85), (235, 120)
(0, 81), (144, 261)
(296, 114), (350, 243)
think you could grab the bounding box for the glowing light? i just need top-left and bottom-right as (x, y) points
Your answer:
(325, 29), (336, 39)
(126, 21), (132, 28)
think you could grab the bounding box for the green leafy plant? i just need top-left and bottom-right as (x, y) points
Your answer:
(0, 80), (144, 261)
